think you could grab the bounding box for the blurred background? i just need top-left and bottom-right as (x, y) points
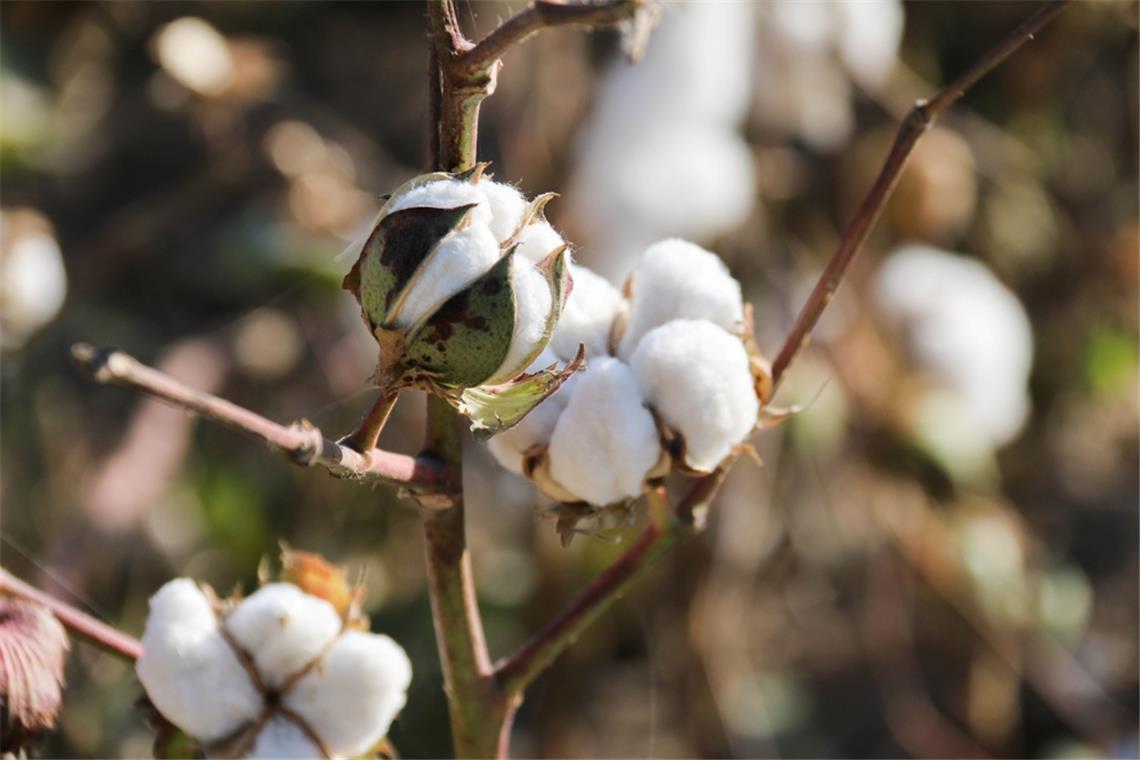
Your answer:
(1, 1), (1137, 757)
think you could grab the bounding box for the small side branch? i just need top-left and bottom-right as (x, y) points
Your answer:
(0, 568), (142, 661)
(463, 0), (646, 74)
(71, 343), (450, 496)
(770, 0), (1068, 386)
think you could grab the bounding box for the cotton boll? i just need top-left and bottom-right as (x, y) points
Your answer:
(247, 716), (321, 759)
(550, 264), (622, 361)
(571, 125), (755, 282)
(136, 579), (262, 743)
(388, 222), (500, 329)
(286, 631), (412, 759)
(513, 220), (564, 265)
(223, 583), (341, 689)
(547, 357), (661, 506)
(479, 180), (528, 243)
(630, 320), (758, 472)
(384, 178), (492, 229)
(487, 257), (555, 384)
(875, 244), (1034, 448)
(618, 239), (745, 359)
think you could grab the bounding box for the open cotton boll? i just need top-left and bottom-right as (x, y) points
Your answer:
(388, 223), (500, 330)
(248, 716), (321, 759)
(384, 178), (492, 229)
(478, 180), (528, 243)
(618, 239), (745, 359)
(223, 583), (341, 689)
(550, 263), (622, 361)
(136, 579), (262, 743)
(486, 256), (555, 384)
(547, 357), (661, 506)
(513, 220), (565, 265)
(285, 631), (412, 759)
(630, 320), (759, 472)
(875, 244), (1033, 447)
(487, 396), (564, 475)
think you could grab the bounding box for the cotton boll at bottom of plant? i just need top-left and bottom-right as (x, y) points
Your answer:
(546, 356), (661, 506)
(386, 223), (501, 330)
(223, 583), (342, 689)
(284, 631), (412, 759)
(486, 256), (555, 384)
(618, 238), (745, 359)
(136, 579), (263, 743)
(550, 263), (622, 361)
(630, 319), (759, 472)
(568, 124), (755, 281)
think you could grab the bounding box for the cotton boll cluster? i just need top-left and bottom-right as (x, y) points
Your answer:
(874, 244), (1034, 477)
(344, 168), (579, 436)
(566, 2), (757, 281)
(484, 239), (766, 510)
(754, 0), (904, 151)
(137, 578), (411, 758)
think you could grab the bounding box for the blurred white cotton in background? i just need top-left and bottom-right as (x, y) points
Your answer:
(152, 18), (235, 97)
(0, 208), (68, 350)
(874, 244), (1034, 453)
(567, 2), (757, 281)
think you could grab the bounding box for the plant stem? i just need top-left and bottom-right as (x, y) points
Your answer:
(338, 390), (399, 454)
(71, 343), (448, 494)
(0, 567), (142, 661)
(770, 0), (1068, 387)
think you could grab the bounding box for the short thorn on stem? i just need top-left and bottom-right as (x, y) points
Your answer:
(0, 567), (142, 661)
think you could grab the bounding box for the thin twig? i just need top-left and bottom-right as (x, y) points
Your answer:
(770, 0), (1069, 387)
(463, 0), (645, 74)
(0, 567), (142, 661)
(338, 391), (399, 454)
(71, 343), (450, 495)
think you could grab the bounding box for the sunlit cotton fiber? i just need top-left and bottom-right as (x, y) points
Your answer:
(550, 263), (622, 360)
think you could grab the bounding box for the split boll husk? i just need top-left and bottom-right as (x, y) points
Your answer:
(617, 238), (745, 359)
(137, 578), (412, 758)
(343, 168), (579, 436)
(629, 319), (759, 472)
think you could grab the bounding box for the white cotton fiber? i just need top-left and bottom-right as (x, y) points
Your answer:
(388, 222), (500, 329)
(223, 582), (342, 689)
(834, 0), (904, 88)
(547, 356), (661, 506)
(487, 397), (564, 475)
(629, 320), (759, 472)
(136, 579), (262, 743)
(285, 630), (412, 759)
(618, 239), (745, 359)
(247, 716), (321, 759)
(478, 180), (528, 243)
(550, 263), (622, 361)
(875, 244), (1034, 447)
(513, 220), (565, 265)
(384, 178), (492, 229)
(487, 257), (555, 384)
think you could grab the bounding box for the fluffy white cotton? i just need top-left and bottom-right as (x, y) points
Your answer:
(488, 257), (555, 384)
(389, 223), (500, 329)
(285, 631), (412, 759)
(570, 125), (755, 282)
(223, 583), (341, 689)
(875, 244), (1034, 447)
(136, 579), (262, 743)
(619, 239), (745, 359)
(513, 220), (565, 265)
(486, 348), (571, 474)
(547, 357), (661, 506)
(630, 320), (759, 472)
(384, 178), (492, 229)
(550, 263), (622, 361)
(247, 716), (321, 759)
(478, 180), (528, 243)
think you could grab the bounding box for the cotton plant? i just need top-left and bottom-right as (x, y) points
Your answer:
(485, 238), (774, 536)
(135, 551), (411, 759)
(342, 165), (580, 437)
